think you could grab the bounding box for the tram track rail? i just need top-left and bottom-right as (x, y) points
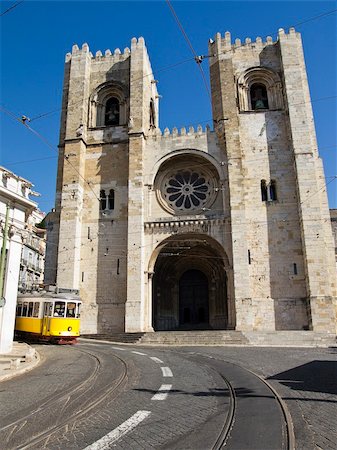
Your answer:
(185, 352), (295, 450)
(1, 346), (129, 450)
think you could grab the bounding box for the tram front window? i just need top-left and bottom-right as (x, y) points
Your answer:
(66, 302), (76, 318)
(54, 301), (66, 317)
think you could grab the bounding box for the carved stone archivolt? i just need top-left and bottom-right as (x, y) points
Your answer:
(144, 217), (226, 234)
(237, 67), (284, 111)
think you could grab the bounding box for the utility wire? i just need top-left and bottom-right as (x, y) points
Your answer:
(29, 56), (195, 122)
(0, 105), (101, 203)
(0, 0), (24, 17)
(165, 0), (212, 103)
(27, 5), (336, 125)
(290, 8), (337, 28)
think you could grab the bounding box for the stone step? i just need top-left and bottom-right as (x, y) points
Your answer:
(81, 333), (145, 344)
(242, 331), (337, 347)
(80, 331), (337, 347)
(139, 331), (249, 346)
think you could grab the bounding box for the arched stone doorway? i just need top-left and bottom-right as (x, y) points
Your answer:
(151, 235), (232, 331)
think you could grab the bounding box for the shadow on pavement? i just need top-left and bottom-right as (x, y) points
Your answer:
(267, 360), (337, 395)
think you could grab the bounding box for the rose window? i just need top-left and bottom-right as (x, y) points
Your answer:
(162, 170), (212, 212)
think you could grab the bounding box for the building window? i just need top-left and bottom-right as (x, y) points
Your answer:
(100, 190), (107, 210)
(164, 170), (211, 211)
(261, 180), (268, 201)
(237, 67), (283, 112)
(100, 188), (115, 211)
(261, 180), (278, 202)
(250, 83), (269, 110)
(269, 180), (277, 201)
(150, 99), (156, 128)
(108, 189), (115, 210)
(89, 81), (127, 128)
(104, 97), (120, 126)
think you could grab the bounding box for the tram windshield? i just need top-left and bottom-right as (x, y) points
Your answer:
(66, 302), (77, 318)
(52, 301), (80, 318)
(53, 301), (66, 317)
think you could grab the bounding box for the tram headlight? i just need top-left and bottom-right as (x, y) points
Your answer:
(68, 326), (72, 331)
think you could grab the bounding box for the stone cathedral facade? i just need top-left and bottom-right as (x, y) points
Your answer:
(47, 28), (337, 335)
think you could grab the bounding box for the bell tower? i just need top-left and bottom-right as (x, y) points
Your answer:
(54, 38), (159, 333)
(209, 28), (336, 332)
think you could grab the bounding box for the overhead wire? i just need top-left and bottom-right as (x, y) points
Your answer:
(0, 0), (24, 17)
(0, 105), (101, 204)
(1, 5), (335, 219)
(29, 55), (196, 123)
(165, 0), (212, 103)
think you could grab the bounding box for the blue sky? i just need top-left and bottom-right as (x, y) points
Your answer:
(1, 0), (336, 212)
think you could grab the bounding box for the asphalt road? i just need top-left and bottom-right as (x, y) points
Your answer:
(0, 341), (292, 450)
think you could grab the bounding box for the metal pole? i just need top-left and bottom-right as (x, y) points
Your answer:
(0, 203), (10, 302)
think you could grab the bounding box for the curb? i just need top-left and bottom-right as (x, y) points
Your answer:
(0, 349), (41, 383)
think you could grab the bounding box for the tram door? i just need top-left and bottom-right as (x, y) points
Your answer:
(42, 302), (53, 336)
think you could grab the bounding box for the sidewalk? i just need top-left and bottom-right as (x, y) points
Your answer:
(0, 341), (40, 382)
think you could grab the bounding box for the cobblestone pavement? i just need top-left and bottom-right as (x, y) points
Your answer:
(1, 343), (335, 449)
(168, 346), (337, 450)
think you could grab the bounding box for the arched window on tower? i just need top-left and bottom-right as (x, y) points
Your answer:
(149, 99), (155, 128)
(100, 188), (115, 212)
(100, 190), (107, 210)
(251, 83), (269, 110)
(104, 97), (120, 126)
(108, 189), (115, 210)
(269, 180), (277, 201)
(261, 180), (268, 201)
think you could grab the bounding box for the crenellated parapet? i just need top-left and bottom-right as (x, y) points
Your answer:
(208, 27), (298, 56)
(65, 40), (141, 63)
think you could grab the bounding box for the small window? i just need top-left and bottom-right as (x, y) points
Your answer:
(28, 302), (34, 317)
(251, 83), (269, 110)
(104, 97), (120, 126)
(261, 180), (278, 202)
(100, 190), (107, 211)
(108, 189), (115, 210)
(16, 303), (23, 317)
(33, 302), (40, 318)
(22, 302), (28, 317)
(100, 189), (115, 211)
(150, 99), (155, 128)
(269, 180), (277, 201)
(66, 302), (76, 318)
(261, 180), (268, 201)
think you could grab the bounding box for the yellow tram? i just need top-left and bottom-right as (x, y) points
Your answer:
(15, 295), (81, 344)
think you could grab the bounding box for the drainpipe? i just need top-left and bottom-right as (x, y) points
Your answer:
(0, 203), (10, 305)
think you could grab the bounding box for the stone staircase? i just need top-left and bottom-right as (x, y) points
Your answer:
(242, 331), (337, 347)
(139, 330), (249, 346)
(80, 331), (337, 347)
(80, 333), (145, 344)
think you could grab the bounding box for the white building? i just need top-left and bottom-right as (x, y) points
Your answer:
(0, 166), (39, 354)
(18, 209), (46, 293)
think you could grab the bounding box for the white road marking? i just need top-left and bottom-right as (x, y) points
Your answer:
(132, 351), (147, 356)
(150, 356), (164, 363)
(151, 384), (172, 401)
(161, 366), (173, 377)
(111, 346), (126, 351)
(83, 410), (151, 450)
